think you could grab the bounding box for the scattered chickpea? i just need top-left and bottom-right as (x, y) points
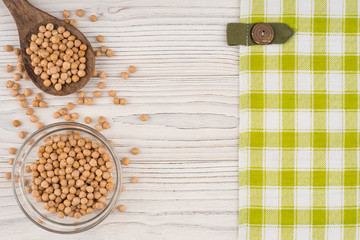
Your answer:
(16, 64), (25, 72)
(113, 97), (120, 105)
(71, 113), (79, 119)
(5, 172), (11, 180)
(96, 35), (104, 43)
(12, 83), (20, 90)
(4, 45), (13, 52)
(17, 55), (23, 63)
(117, 205), (126, 212)
(39, 101), (47, 108)
(35, 93), (43, 100)
(78, 91), (85, 98)
(26, 108), (34, 115)
(103, 122), (111, 129)
(30, 115), (39, 123)
(100, 46), (107, 54)
(53, 112), (60, 119)
(64, 114), (71, 121)
(121, 72), (129, 79)
(64, 19), (70, 24)
(63, 10), (71, 18)
(13, 73), (21, 81)
(95, 50), (101, 57)
(24, 88), (32, 97)
(84, 117), (92, 124)
(77, 98), (84, 105)
(70, 19), (77, 26)
(8, 158), (14, 165)
(98, 82), (105, 89)
(120, 98), (127, 105)
(13, 48), (21, 56)
(95, 124), (103, 131)
(6, 65), (13, 73)
(121, 157), (130, 166)
(140, 114), (148, 121)
(6, 80), (14, 88)
(59, 108), (67, 115)
(76, 9), (85, 17)
(36, 122), (44, 129)
(93, 91), (101, 98)
(93, 70), (98, 77)
(129, 65), (136, 73)
(16, 94), (25, 101)
(98, 116), (106, 123)
(19, 131), (27, 139)
(67, 102), (74, 110)
(131, 176), (138, 183)
(131, 148), (139, 155)
(99, 72), (107, 79)
(32, 100), (39, 107)
(23, 72), (30, 80)
(9, 147), (17, 155)
(84, 97), (93, 106)
(19, 100), (28, 108)
(90, 15), (97, 22)
(13, 120), (21, 127)
(108, 90), (116, 97)
(106, 49), (114, 57)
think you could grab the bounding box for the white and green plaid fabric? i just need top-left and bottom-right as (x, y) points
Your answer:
(238, 0), (360, 239)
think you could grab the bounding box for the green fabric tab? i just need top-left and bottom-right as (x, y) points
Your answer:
(227, 23), (294, 46)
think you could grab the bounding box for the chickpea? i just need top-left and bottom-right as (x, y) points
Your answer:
(99, 72), (107, 79)
(95, 124), (102, 131)
(121, 72), (129, 79)
(13, 73), (21, 81)
(84, 97), (93, 106)
(54, 112), (61, 119)
(13, 120), (21, 127)
(93, 91), (101, 98)
(30, 115), (39, 123)
(129, 65), (136, 73)
(140, 114), (148, 121)
(63, 10), (71, 18)
(39, 101), (47, 108)
(19, 100), (28, 108)
(8, 158), (14, 165)
(120, 98), (127, 105)
(84, 117), (92, 124)
(131, 176), (138, 183)
(100, 46), (107, 54)
(67, 102), (74, 110)
(98, 82), (105, 89)
(113, 97), (120, 105)
(4, 45), (13, 52)
(108, 90), (116, 97)
(19, 131), (27, 139)
(70, 19), (77, 26)
(76, 9), (85, 17)
(131, 148), (139, 155)
(96, 35), (104, 43)
(37, 122), (45, 129)
(5, 172), (11, 180)
(121, 157), (130, 166)
(106, 49), (114, 57)
(24, 88), (32, 97)
(16, 64), (25, 72)
(90, 15), (97, 22)
(26, 108), (34, 115)
(9, 147), (17, 155)
(117, 205), (126, 212)
(6, 65), (14, 73)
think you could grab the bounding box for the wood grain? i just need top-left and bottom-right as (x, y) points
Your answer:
(0, 0), (239, 239)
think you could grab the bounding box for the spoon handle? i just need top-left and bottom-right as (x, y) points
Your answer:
(2, 0), (42, 30)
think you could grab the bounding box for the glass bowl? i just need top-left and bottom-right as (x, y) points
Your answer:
(12, 122), (122, 234)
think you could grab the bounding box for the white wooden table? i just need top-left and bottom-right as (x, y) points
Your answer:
(0, 1), (239, 239)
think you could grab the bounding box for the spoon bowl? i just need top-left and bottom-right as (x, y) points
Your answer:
(2, 0), (95, 96)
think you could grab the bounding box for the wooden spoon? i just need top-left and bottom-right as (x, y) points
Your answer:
(2, 0), (95, 96)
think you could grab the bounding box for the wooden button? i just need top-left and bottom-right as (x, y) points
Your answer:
(251, 23), (274, 45)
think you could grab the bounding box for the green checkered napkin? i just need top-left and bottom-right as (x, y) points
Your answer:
(239, 0), (360, 239)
